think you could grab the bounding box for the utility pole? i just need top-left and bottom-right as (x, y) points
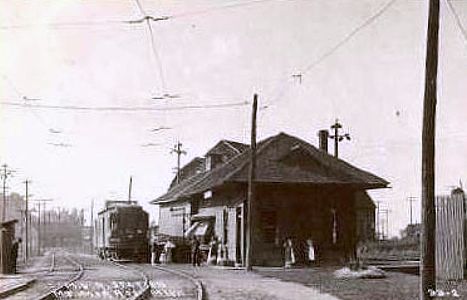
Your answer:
(380, 209), (390, 240)
(36, 202), (41, 255)
(33, 199), (53, 255)
(90, 199), (94, 254)
(329, 119), (350, 158)
(170, 141), (187, 184)
(128, 176), (133, 203)
(23, 179), (31, 261)
(421, 0), (439, 298)
(375, 201), (381, 240)
(407, 196), (417, 225)
(1, 164), (14, 222)
(245, 94), (258, 271)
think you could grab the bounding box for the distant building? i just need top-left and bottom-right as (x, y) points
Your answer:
(151, 132), (388, 266)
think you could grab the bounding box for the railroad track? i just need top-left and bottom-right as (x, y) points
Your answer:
(6, 251), (83, 300)
(126, 263), (203, 300)
(109, 260), (150, 300)
(41, 255), (150, 299)
(8, 251), (201, 299)
(37, 254), (85, 300)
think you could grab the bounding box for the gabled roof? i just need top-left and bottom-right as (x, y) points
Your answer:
(151, 132), (389, 204)
(206, 140), (249, 156)
(169, 157), (205, 189)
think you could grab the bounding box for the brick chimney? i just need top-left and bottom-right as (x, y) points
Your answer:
(318, 130), (329, 153)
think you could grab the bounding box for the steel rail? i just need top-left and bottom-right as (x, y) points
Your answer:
(35, 254), (84, 300)
(109, 260), (150, 300)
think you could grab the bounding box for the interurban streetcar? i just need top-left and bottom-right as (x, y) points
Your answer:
(95, 200), (149, 262)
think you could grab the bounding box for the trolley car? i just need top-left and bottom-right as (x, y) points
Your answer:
(95, 200), (149, 262)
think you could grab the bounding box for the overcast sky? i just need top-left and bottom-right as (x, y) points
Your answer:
(0, 0), (466, 236)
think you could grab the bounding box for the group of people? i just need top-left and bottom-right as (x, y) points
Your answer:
(150, 240), (175, 265)
(150, 237), (205, 266)
(151, 236), (319, 268)
(283, 238), (316, 268)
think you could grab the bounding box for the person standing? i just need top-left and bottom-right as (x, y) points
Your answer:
(283, 238), (295, 268)
(151, 241), (157, 265)
(207, 237), (218, 265)
(306, 238), (316, 266)
(10, 238), (21, 274)
(191, 236), (200, 267)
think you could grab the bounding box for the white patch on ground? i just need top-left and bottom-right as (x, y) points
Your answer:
(333, 266), (386, 279)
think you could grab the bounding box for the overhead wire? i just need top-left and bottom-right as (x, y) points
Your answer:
(0, 75), (51, 130)
(301, 0), (398, 76)
(446, 0), (467, 45)
(260, 0), (398, 113)
(0, 20), (129, 30)
(0, 99), (250, 112)
(169, 0), (290, 20)
(130, 0), (167, 94)
(134, 0), (147, 16)
(146, 19), (167, 92)
(0, 0), (288, 31)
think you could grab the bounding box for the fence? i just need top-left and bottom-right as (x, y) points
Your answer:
(435, 189), (465, 280)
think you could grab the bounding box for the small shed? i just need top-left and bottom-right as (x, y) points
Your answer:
(0, 219), (18, 274)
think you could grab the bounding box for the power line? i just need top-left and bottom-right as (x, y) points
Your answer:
(170, 0), (288, 20)
(133, 0), (147, 16)
(446, 0), (467, 45)
(129, 0), (169, 95)
(146, 19), (166, 92)
(1, 75), (55, 130)
(261, 0), (397, 111)
(0, 99), (250, 112)
(0, 19), (129, 30)
(0, 0), (287, 30)
(300, 0), (397, 76)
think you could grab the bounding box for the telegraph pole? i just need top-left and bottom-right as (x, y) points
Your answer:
(33, 199), (53, 255)
(375, 201), (381, 240)
(36, 202), (41, 255)
(90, 199), (94, 254)
(170, 142), (187, 184)
(380, 209), (390, 240)
(407, 196), (417, 225)
(329, 119), (350, 158)
(245, 94), (258, 271)
(421, 0), (439, 298)
(1, 164), (14, 222)
(23, 179), (31, 261)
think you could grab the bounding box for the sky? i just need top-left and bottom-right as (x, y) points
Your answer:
(0, 0), (466, 236)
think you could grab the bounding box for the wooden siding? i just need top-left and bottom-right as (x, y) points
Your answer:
(435, 191), (465, 280)
(158, 202), (191, 237)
